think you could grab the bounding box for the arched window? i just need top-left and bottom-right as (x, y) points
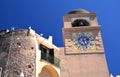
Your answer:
(39, 65), (59, 77)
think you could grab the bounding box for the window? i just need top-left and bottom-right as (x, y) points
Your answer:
(40, 44), (54, 64)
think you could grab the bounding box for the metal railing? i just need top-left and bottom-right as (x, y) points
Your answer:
(41, 51), (60, 67)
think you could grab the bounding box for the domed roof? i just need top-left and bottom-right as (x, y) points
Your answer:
(68, 9), (90, 14)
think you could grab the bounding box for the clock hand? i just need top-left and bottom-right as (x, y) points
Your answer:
(83, 38), (88, 50)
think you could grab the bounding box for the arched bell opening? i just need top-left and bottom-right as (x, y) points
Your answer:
(72, 19), (90, 27)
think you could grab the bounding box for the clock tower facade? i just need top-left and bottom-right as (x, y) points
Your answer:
(61, 9), (109, 77)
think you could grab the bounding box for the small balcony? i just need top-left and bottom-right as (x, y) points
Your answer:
(41, 51), (60, 67)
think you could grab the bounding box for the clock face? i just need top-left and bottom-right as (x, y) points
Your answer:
(73, 32), (95, 50)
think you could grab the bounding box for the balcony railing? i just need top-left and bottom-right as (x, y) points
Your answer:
(41, 51), (60, 67)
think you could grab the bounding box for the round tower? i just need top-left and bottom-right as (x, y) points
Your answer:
(0, 28), (60, 77)
(0, 29), (36, 77)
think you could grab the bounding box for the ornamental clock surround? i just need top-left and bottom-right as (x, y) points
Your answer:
(73, 32), (95, 51)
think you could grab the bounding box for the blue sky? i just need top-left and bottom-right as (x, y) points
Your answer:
(0, 0), (120, 76)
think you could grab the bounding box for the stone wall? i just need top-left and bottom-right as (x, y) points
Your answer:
(0, 30), (36, 77)
(0, 32), (11, 69)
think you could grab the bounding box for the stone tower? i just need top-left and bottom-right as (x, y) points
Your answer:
(0, 29), (36, 77)
(0, 29), (60, 77)
(61, 9), (109, 77)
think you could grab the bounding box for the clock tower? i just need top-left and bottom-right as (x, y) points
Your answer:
(62, 9), (109, 77)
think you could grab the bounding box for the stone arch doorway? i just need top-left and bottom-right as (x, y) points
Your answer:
(39, 65), (59, 77)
